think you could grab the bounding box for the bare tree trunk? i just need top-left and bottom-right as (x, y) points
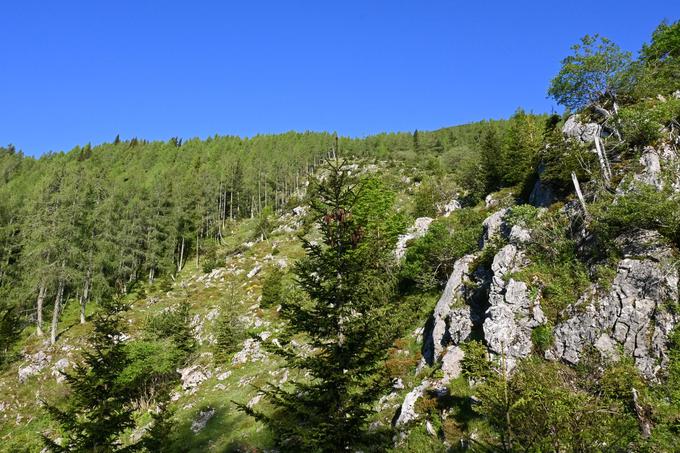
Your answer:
(632, 387), (652, 438)
(50, 273), (65, 345)
(36, 283), (46, 336)
(179, 237), (185, 271)
(80, 271), (91, 324)
(571, 172), (590, 219)
(594, 127), (612, 186)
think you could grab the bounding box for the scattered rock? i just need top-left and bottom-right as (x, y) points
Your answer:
(395, 217), (433, 260)
(232, 338), (265, 365)
(562, 115), (600, 143)
(191, 407), (215, 433)
(439, 199), (461, 217)
(548, 230), (678, 380)
(217, 371), (232, 381)
(18, 351), (51, 383)
(51, 358), (70, 383)
(247, 265), (262, 279)
(395, 380), (429, 426)
(423, 254), (476, 364)
(178, 365), (211, 390)
(247, 393), (263, 409)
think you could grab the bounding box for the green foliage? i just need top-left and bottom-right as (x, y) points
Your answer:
(146, 301), (196, 356)
(591, 183), (680, 247)
(530, 325), (553, 353)
(634, 20), (680, 99)
(411, 178), (456, 218)
(260, 267), (284, 308)
(119, 339), (183, 402)
(460, 340), (492, 381)
(500, 109), (543, 190)
(214, 299), (246, 363)
(475, 358), (639, 452)
(0, 304), (21, 368)
(548, 34), (633, 111)
(242, 160), (401, 451)
(512, 210), (590, 323)
(540, 127), (598, 195)
(400, 208), (485, 291)
(618, 97), (680, 148)
(42, 301), (145, 452)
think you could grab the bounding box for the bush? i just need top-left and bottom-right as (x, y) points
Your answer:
(261, 267), (284, 308)
(460, 340), (492, 381)
(531, 325), (553, 353)
(120, 339), (183, 403)
(400, 208), (485, 291)
(214, 300), (246, 362)
(618, 98), (680, 148)
(146, 301), (196, 356)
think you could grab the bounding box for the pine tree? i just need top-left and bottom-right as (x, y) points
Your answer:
(42, 300), (141, 452)
(242, 159), (400, 451)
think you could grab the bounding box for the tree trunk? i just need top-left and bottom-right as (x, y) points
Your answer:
(179, 236), (185, 271)
(50, 276), (65, 345)
(36, 283), (46, 336)
(571, 172), (590, 219)
(80, 272), (91, 324)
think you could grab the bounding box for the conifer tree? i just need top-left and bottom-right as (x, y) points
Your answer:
(42, 300), (141, 452)
(242, 159), (401, 451)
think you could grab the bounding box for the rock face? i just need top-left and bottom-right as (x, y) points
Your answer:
(549, 230), (678, 380)
(395, 217), (433, 260)
(480, 208), (509, 248)
(394, 380), (429, 426)
(18, 351), (51, 383)
(635, 147), (663, 190)
(483, 243), (546, 372)
(423, 254), (477, 364)
(562, 115), (600, 143)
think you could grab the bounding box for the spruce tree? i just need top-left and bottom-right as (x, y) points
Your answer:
(42, 300), (141, 452)
(242, 159), (401, 451)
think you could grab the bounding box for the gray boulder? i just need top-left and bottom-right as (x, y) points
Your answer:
(548, 230), (678, 380)
(423, 254), (477, 364)
(562, 115), (600, 143)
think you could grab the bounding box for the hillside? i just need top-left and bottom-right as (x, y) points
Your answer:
(1, 18), (680, 453)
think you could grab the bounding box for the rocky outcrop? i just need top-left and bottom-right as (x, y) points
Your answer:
(635, 147), (663, 190)
(179, 365), (212, 391)
(480, 208), (509, 248)
(422, 254), (477, 364)
(395, 217), (433, 260)
(562, 115), (600, 143)
(18, 351), (50, 383)
(191, 407), (215, 433)
(548, 229), (678, 380)
(394, 380), (429, 426)
(483, 243), (546, 372)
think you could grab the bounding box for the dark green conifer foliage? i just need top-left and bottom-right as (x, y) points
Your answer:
(42, 300), (141, 452)
(242, 159), (400, 451)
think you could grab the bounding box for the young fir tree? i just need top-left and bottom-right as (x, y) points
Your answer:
(42, 300), (142, 452)
(242, 159), (401, 451)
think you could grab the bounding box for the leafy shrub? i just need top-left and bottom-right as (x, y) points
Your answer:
(120, 339), (183, 402)
(618, 98), (680, 148)
(146, 301), (196, 356)
(214, 300), (246, 362)
(400, 208), (485, 291)
(531, 325), (553, 353)
(475, 358), (639, 451)
(412, 177), (457, 218)
(460, 340), (492, 381)
(591, 183), (680, 247)
(261, 267), (284, 308)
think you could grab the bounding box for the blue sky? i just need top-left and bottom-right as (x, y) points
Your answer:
(1, 1), (676, 156)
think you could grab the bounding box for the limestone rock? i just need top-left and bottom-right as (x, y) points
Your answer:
(18, 351), (51, 383)
(441, 346), (465, 382)
(51, 358), (70, 383)
(178, 365), (211, 391)
(423, 254), (476, 364)
(483, 244), (544, 372)
(548, 230), (678, 380)
(231, 338), (265, 365)
(481, 208), (509, 248)
(191, 407), (215, 433)
(635, 147), (663, 190)
(440, 199), (461, 217)
(394, 380), (429, 426)
(562, 115), (600, 143)
(247, 265), (262, 279)
(528, 178), (555, 207)
(395, 217), (433, 260)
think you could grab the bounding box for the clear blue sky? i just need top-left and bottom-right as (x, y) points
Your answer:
(1, 1), (677, 156)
